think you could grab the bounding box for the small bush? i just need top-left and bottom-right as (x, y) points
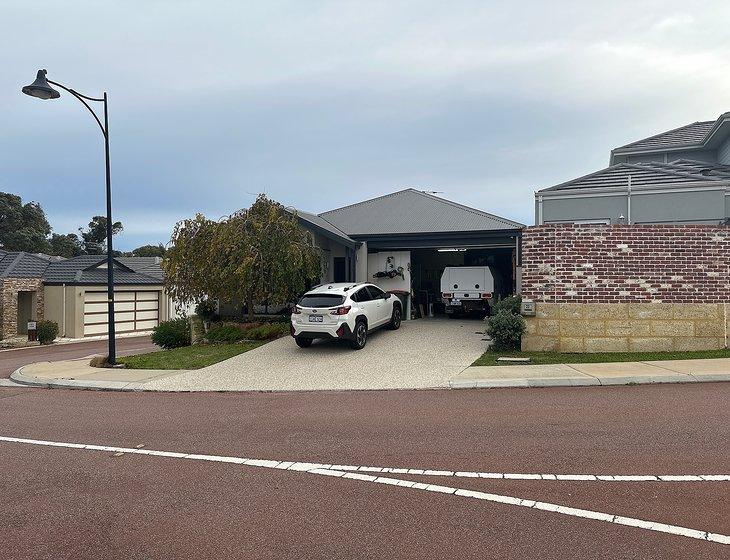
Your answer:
(89, 355), (114, 368)
(492, 295), (522, 316)
(486, 310), (526, 351)
(205, 324), (247, 343)
(244, 323), (289, 340)
(36, 320), (59, 345)
(152, 318), (191, 349)
(195, 300), (218, 322)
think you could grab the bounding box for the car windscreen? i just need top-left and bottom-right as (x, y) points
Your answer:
(298, 294), (345, 308)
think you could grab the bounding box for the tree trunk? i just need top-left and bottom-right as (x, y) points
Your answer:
(247, 294), (255, 322)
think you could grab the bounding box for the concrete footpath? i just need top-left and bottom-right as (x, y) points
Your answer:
(7, 355), (730, 392)
(450, 358), (730, 388)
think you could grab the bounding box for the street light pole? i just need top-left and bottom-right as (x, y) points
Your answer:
(22, 70), (117, 364)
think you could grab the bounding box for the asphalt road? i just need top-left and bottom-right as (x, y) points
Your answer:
(0, 336), (159, 378)
(0, 383), (727, 559)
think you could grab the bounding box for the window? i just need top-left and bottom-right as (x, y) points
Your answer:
(367, 285), (386, 299)
(353, 287), (373, 302)
(298, 294), (345, 308)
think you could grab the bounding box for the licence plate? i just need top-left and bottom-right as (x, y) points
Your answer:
(308, 315), (324, 323)
(451, 299), (461, 305)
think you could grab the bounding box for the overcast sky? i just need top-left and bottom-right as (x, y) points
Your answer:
(2, 1), (729, 250)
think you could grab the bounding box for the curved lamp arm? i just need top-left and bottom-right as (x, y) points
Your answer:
(46, 79), (107, 138)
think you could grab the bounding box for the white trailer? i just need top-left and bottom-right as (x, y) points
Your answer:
(440, 266), (496, 317)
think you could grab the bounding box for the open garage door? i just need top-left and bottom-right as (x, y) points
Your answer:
(84, 290), (160, 336)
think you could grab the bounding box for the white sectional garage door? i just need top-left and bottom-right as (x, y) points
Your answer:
(83, 290), (160, 336)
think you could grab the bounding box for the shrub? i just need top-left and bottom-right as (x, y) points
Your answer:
(486, 311), (526, 351)
(492, 295), (522, 316)
(195, 300), (218, 322)
(36, 320), (59, 345)
(205, 324), (247, 343)
(244, 323), (290, 340)
(152, 318), (191, 349)
(89, 355), (114, 368)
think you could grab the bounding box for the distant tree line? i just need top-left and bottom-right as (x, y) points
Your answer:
(0, 191), (166, 258)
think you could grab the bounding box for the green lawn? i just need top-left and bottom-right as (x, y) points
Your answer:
(473, 348), (730, 367)
(119, 342), (264, 370)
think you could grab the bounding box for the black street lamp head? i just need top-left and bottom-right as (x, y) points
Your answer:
(22, 69), (60, 100)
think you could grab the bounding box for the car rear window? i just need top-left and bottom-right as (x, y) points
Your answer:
(298, 294), (345, 308)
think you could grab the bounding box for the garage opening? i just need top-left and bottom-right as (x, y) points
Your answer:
(409, 247), (515, 318)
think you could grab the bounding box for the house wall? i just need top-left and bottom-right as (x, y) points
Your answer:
(538, 188), (727, 226)
(0, 278), (44, 340)
(719, 136), (730, 164)
(520, 224), (729, 352)
(623, 149), (717, 164)
(367, 251), (411, 293)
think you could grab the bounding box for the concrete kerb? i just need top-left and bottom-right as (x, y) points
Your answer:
(10, 365), (145, 392)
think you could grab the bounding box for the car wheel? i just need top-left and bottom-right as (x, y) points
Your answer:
(295, 337), (313, 348)
(388, 305), (402, 330)
(349, 320), (368, 350)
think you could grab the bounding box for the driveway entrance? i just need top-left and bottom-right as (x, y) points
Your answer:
(147, 318), (487, 392)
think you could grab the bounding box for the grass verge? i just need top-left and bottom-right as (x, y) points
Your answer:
(119, 341), (264, 370)
(472, 348), (730, 367)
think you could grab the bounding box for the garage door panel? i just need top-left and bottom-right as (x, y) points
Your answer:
(136, 319), (158, 331)
(84, 289), (160, 336)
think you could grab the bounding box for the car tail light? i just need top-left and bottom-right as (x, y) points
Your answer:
(293, 306), (302, 314)
(330, 306), (351, 315)
(442, 292), (452, 299)
(336, 326), (345, 337)
(481, 292), (492, 299)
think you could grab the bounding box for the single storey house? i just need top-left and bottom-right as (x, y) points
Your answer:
(535, 111), (730, 226)
(0, 250), (173, 340)
(291, 188), (524, 319)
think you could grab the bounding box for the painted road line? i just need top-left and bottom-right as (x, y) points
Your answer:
(1, 435), (729, 546)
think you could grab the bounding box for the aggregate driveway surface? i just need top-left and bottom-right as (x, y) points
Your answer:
(0, 382), (727, 559)
(146, 317), (487, 391)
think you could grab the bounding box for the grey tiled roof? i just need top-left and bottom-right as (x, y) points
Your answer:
(613, 121), (716, 152)
(43, 255), (164, 285)
(0, 252), (53, 278)
(319, 189), (523, 236)
(539, 160), (730, 192)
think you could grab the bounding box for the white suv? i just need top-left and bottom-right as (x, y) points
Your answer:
(291, 283), (402, 349)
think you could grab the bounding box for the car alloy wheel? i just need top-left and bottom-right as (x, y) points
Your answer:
(351, 321), (367, 349)
(390, 307), (401, 329)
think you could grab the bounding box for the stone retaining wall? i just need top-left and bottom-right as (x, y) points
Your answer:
(0, 278), (45, 340)
(523, 303), (729, 352)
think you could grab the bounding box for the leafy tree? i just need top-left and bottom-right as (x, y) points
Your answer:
(0, 192), (51, 253)
(49, 233), (83, 257)
(164, 195), (322, 320)
(79, 215), (123, 254)
(131, 243), (166, 257)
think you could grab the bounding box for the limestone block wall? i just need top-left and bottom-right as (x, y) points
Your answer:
(0, 278), (45, 340)
(521, 224), (729, 352)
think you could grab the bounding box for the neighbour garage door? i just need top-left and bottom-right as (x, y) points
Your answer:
(83, 290), (160, 336)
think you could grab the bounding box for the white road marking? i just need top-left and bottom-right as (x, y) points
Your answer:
(1, 435), (728, 546)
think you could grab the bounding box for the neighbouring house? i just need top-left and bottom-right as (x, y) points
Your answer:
(536, 112), (730, 226)
(0, 250), (174, 341)
(287, 189), (524, 319)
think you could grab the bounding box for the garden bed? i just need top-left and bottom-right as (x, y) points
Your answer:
(473, 348), (730, 367)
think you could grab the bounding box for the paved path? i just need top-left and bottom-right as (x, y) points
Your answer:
(451, 358), (730, 388)
(0, 335), (159, 379)
(145, 317), (487, 391)
(0, 382), (727, 558)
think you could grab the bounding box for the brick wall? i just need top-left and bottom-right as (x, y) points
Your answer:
(522, 224), (729, 304)
(520, 225), (729, 352)
(0, 279), (45, 340)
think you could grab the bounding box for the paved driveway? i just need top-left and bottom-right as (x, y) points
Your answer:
(146, 318), (487, 391)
